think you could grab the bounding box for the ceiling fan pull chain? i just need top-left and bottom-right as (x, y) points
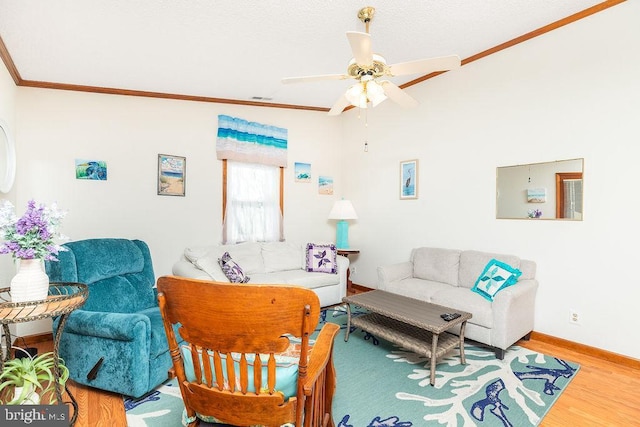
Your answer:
(364, 109), (369, 152)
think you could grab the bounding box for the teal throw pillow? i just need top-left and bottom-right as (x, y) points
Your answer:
(471, 259), (522, 302)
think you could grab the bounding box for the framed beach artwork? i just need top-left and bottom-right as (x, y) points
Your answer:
(157, 154), (186, 196)
(295, 162), (311, 183)
(75, 159), (108, 180)
(318, 176), (334, 195)
(527, 188), (546, 203)
(400, 159), (418, 199)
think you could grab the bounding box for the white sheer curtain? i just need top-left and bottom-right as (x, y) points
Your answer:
(223, 161), (282, 244)
(563, 179), (583, 220)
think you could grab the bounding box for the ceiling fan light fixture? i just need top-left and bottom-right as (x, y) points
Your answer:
(345, 78), (387, 109)
(366, 80), (387, 107)
(345, 82), (368, 108)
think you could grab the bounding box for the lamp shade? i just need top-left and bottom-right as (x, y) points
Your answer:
(328, 200), (358, 220)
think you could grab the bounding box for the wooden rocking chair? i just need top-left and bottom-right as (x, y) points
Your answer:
(157, 276), (339, 427)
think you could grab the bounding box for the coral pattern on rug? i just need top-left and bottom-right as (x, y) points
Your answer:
(125, 306), (579, 427)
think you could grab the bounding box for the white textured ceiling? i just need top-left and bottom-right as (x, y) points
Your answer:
(0, 0), (609, 110)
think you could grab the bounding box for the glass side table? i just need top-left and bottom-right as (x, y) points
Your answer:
(0, 283), (88, 425)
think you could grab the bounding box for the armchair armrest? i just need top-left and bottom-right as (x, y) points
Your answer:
(303, 322), (339, 395)
(491, 279), (539, 349)
(57, 309), (151, 341)
(377, 261), (413, 290)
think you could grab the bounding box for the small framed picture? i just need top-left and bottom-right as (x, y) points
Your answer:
(75, 159), (108, 180)
(318, 175), (334, 195)
(527, 188), (546, 203)
(294, 162), (311, 183)
(158, 154), (186, 196)
(400, 159), (418, 199)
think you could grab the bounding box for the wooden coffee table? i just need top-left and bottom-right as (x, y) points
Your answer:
(343, 290), (472, 386)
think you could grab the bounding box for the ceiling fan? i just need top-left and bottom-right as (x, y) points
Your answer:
(282, 6), (461, 116)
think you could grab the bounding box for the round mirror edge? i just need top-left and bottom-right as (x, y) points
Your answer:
(0, 118), (16, 194)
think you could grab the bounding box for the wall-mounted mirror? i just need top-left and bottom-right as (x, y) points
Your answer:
(496, 158), (583, 220)
(0, 119), (16, 194)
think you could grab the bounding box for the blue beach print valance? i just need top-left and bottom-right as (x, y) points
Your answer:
(216, 115), (288, 167)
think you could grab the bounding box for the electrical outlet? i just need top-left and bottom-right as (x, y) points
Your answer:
(350, 266), (357, 276)
(569, 309), (581, 325)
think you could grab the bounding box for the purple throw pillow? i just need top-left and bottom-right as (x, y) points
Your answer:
(305, 243), (337, 274)
(218, 252), (250, 283)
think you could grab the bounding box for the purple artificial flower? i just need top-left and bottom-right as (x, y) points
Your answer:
(0, 199), (68, 261)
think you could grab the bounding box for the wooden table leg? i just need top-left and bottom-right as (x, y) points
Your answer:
(430, 333), (440, 386)
(459, 321), (467, 364)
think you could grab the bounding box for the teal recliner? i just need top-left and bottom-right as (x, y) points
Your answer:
(45, 238), (172, 398)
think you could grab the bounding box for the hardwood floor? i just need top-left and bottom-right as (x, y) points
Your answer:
(518, 337), (640, 427)
(28, 314), (640, 427)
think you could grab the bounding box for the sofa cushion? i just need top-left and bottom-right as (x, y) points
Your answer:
(261, 241), (303, 272)
(184, 242), (265, 280)
(385, 278), (453, 302)
(431, 287), (494, 329)
(458, 250), (521, 289)
(305, 243), (338, 274)
(250, 270), (340, 289)
(471, 259), (521, 301)
(219, 242), (264, 274)
(218, 252), (250, 283)
(183, 247), (229, 282)
(412, 247), (461, 286)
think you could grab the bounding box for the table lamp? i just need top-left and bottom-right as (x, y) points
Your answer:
(328, 199), (358, 249)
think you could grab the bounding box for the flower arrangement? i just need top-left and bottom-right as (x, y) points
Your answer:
(527, 209), (543, 219)
(0, 200), (68, 261)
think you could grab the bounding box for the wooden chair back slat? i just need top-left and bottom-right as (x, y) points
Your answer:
(201, 347), (213, 388)
(212, 351), (224, 391)
(189, 346), (202, 385)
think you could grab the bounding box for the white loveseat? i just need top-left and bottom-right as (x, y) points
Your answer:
(377, 247), (538, 359)
(172, 241), (348, 308)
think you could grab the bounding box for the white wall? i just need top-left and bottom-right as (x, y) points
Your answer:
(342, 2), (640, 359)
(0, 61), (17, 288)
(12, 88), (343, 335)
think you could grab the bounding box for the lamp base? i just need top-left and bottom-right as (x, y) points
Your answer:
(335, 220), (350, 249)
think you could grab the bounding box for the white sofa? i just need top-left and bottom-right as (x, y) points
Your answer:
(377, 247), (538, 359)
(172, 241), (348, 308)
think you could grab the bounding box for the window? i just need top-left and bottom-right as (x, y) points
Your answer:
(223, 160), (283, 244)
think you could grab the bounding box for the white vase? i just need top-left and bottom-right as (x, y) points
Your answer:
(14, 383), (41, 404)
(10, 258), (50, 303)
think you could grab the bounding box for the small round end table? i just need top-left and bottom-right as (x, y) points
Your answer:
(0, 283), (88, 425)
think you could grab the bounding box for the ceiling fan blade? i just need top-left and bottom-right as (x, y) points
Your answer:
(282, 73), (349, 84)
(328, 95), (352, 116)
(387, 55), (461, 77)
(346, 31), (373, 66)
(381, 81), (419, 108)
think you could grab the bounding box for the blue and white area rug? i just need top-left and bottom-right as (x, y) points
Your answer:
(125, 306), (579, 426)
